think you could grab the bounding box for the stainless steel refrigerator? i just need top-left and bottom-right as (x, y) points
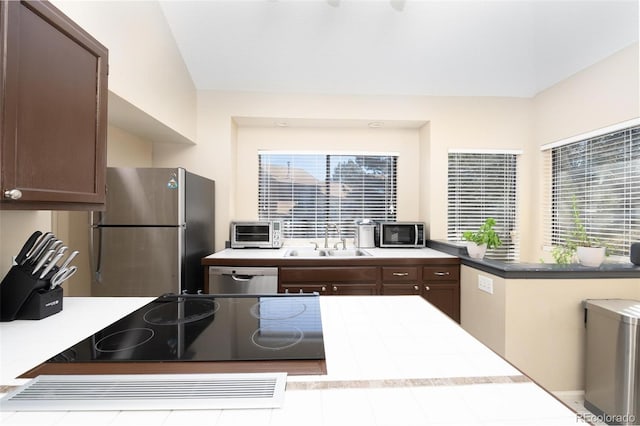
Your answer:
(90, 167), (215, 296)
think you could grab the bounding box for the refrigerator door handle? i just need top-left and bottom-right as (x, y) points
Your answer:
(89, 212), (103, 284)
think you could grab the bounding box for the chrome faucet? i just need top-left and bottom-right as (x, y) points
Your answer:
(324, 223), (338, 248)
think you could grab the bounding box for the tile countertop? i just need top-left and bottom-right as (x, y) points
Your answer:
(204, 246), (457, 261)
(0, 296), (587, 425)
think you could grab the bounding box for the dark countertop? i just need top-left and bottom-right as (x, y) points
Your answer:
(427, 240), (640, 279)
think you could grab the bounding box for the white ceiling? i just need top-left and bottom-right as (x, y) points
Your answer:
(159, 0), (639, 98)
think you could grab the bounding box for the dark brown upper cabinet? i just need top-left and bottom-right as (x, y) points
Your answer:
(0, 0), (108, 210)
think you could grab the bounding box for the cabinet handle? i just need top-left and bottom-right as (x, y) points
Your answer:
(433, 271), (450, 276)
(3, 189), (22, 200)
(284, 288), (289, 293)
(424, 285), (431, 291)
(321, 286), (327, 292)
(413, 285), (419, 291)
(392, 272), (409, 277)
(332, 286), (338, 292)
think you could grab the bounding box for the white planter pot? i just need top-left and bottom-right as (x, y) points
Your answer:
(466, 242), (487, 259)
(577, 246), (606, 267)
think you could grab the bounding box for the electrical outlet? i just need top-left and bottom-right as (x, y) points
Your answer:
(478, 275), (494, 294)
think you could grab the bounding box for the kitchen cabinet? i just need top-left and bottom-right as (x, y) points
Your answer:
(422, 265), (460, 323)
(381, 266), (421, 295)
(381, 264), (460, 323)
(279, 263), (460, 320)
(279, 266), (378, 295)
(203, 251), (460, 322)
(0, 0), (108, 210)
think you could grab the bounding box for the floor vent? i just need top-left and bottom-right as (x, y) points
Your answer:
(0, 373), (287, 411)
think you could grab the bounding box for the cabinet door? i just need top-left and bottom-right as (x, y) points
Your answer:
(422, 265), (460, 323)
(423, 283), (460, 323)
(279, 266), (379, 295)
(0, 0), (108, 209)
(332, 283), (378, 296)
(281, 284), (329, 295)
(381, 283), (421, 296)
(381, 266), (419, 295)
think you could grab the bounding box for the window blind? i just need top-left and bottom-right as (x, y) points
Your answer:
(258, 152), (397, 239)
(542, 125), (640, 258)
(447, 152), (519, 261)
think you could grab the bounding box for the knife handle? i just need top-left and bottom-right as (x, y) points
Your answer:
(15, 231), (42, 265)
(32, 250), (54, 275)
(39, 252), (64, 279)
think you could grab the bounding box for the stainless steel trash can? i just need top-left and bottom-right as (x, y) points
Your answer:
(584, 299), (640, 425)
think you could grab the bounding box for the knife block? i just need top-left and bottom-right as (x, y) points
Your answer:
(0, 264), (62, 321)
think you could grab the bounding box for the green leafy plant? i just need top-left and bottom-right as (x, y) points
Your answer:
(462, 218), (503, 249)
(551, 243), (576, 265)
(551, 197), (607, 264)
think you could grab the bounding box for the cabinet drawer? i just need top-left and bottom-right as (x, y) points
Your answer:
(381, 283), (421, 295)
(422, 265), (459, 281)
(382, 267), (418, 282)
(280, 267), (378, 283)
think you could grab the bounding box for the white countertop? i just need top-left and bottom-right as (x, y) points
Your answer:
(0, 296), (585, 425)
(205, 246), (456, 260)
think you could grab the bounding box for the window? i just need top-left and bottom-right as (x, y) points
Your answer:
(447, 151), (520, 261)
(258, 151), (397, 239)
(542, 122), (640, 258)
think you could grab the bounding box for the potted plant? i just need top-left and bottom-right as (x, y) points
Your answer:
(462, 218), (503, 259)
(552, 198), (606, 267)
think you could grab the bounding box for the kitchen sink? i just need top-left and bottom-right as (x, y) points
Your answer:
(326, 249), (371, 257)
(284, 248), (371, 257)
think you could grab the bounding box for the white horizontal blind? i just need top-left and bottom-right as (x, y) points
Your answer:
(258, 152), (397, 239)
(447, 152), (519, 261)
(542, 125), (640, 257)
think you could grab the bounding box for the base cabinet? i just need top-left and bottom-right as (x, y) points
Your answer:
(279, 262), (460, 322)
(279, 266), (378, 296)
(422, 266), (460, 323)
(380, 265), (460, 323)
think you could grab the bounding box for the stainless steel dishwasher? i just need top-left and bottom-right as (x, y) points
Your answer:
(208, 266), (278, 294)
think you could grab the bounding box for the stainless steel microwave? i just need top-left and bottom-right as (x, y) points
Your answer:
(230, 221), (283, 249)
(377, 222), (426, 248)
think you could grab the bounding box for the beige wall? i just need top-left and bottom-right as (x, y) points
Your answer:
(505, 277), (640, 392)
(461, 265), (640, 392)
(154, 93), (533, 251)
(0, 212), (52, 280)
(460, 266), (507, 355)
(51, 0), (197, 141)
(529, 44), (640, 259)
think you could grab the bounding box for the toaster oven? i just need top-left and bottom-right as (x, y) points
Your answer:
(230, 221), (283, 249)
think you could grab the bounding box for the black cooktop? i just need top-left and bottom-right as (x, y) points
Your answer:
(46, 293), (325, 364)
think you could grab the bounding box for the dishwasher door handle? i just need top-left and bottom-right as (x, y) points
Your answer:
(225, 274), (256, 282)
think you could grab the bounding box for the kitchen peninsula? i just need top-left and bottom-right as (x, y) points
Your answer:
(204, 243), (640, 395)
(0, 295), (585, 425)
(428, 240), (640, 393)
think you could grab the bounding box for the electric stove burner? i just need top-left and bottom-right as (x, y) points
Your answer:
(251, 326), (304, 350)
(94, 328), (155, 353)
(250, 298), (307, 320)
(42, 294), (325, 367)
(143, 298), (219, 326)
